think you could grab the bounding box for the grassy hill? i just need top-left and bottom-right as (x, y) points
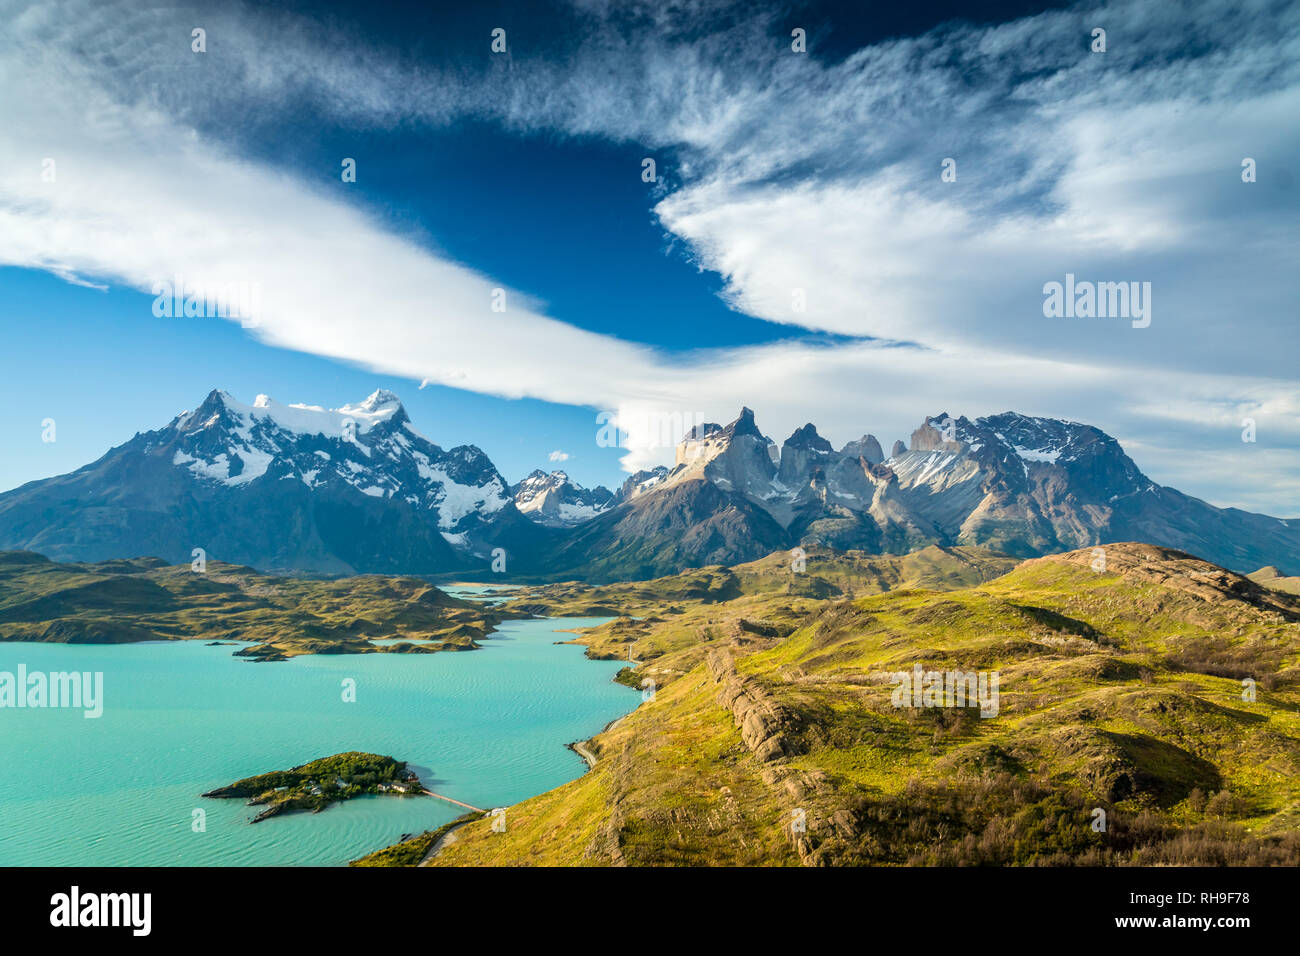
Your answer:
(1250, 565), (1300, 596)
(0, 550), (511, 660)
(496, 544), (1020, 668)
(413, 543), (1300, 866)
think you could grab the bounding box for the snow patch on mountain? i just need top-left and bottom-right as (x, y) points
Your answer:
(179, 389), (404, 440)
(431, 471), (509, 530)
(1013, 446), (1061, 463)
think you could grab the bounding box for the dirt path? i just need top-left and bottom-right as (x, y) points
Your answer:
(418, 819), (474, 866)
(569, 739), (598, 769)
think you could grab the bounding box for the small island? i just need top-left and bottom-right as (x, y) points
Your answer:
(201, 752), (424, 823)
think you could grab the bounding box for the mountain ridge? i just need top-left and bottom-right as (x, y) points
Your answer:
(557, 406), (1300, 581)
(1, 390), (1296, 580)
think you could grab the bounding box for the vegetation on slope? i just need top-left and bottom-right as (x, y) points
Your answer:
(500, 545), (1019, 666)
(417, 543), (1300, 866)
(349, 812), (483, 867)
(0, 550), (516, 660)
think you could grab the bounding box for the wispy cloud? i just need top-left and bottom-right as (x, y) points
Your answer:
(0, 0), (1296, 513)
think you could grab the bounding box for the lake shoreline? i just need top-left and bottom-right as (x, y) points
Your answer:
(0, 613), (638, 866)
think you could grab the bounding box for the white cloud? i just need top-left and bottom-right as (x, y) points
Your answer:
(548, 450), (571, 462)
(0, 0), (1297, 515)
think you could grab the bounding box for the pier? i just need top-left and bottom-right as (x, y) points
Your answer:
(420, 789), (486, 813)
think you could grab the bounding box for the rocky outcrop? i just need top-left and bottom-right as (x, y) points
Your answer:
(707, 648), (804, 762)
(1029, 544), (1300, 621)
(706, 646), (863, 865)
(778, 424), (834, 487)
(841, 434), (885, 465)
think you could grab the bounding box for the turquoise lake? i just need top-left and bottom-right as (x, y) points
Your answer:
(0, 613), (638, 866)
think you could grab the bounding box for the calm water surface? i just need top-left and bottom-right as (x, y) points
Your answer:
(0, 615), (635, 866)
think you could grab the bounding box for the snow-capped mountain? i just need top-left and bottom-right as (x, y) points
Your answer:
(511, 470), (614, 527)
(173, 389), (513, 532)
(0, 389), (548, 574)
(551, 407), (1300, 580)
(2, 393), (1296, 581)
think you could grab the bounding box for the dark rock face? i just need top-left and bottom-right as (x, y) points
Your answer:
(615, 467), (670, 503)
(551, 479), (789, 583)
(778, 424), (834, 486)
(722, 406), (765, 441)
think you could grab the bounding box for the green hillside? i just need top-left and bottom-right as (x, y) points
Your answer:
(498, 544), (1019, 667)
(415, 543), (1300, 866)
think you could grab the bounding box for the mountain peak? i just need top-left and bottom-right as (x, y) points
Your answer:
(177, 388), (417, 447)
(910, 413), (965, 452)
(617, 466), (670, 502)
(338, 389), (408, 427)
(193, 388), (233, 411)
(348, 389), (404, 414)
(180, 389), (240, 430)
(723, 406), (765, 440)
(841, 434), (885, 464)
(784, 423), (833, 453)
(511, 468), (612, 527)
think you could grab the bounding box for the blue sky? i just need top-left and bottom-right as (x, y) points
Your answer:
(0, 266), (628, 489)
(0, 0), (1297, 513)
